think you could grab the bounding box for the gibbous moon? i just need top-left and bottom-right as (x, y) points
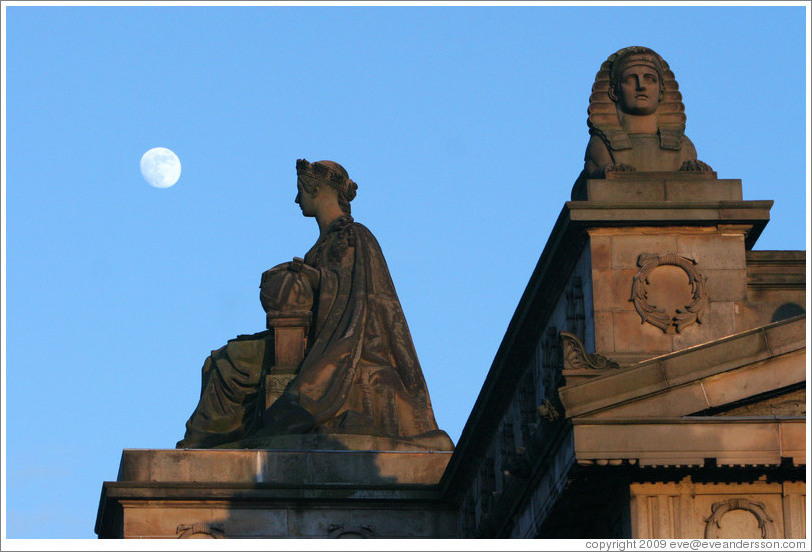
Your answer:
(140, 147), (181, 188)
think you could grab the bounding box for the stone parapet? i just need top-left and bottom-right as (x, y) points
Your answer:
(117, 445), (453, 485)
(97, 447), (455, 538)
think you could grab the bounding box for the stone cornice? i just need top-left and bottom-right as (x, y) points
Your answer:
(571, 417), (805, 468)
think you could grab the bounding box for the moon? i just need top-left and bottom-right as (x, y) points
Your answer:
(140, 147), (181, 188)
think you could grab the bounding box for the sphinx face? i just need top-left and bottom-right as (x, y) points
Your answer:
(615, 64), (660, 116)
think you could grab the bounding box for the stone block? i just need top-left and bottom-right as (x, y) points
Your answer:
(676, 233), (747, 270)
(764, 318), (807, 357)
(349, 508), (431, 538)
(703, 269), (747, 302)
(672, 301), (736, 351)
(560, 362), (668, 417)
(611, 234), (679, 269)
(663, 179), (743, 202)
(123, 506), (214, 538)
(591, 382), (710, 419)
(611, 311), (672, 355)
(592, 310), (615, 353)
(116, 447), (452, 486)
(591, 269), (637, 311)
(589, 234), (612, 270)
(287, 508), (352, 537)
(587, 179), (667, 202)
(216, 508), (288, 537)
(662, 325), (766, 387)
(702, 351), (806, 410)
(585, 176), (742, 203)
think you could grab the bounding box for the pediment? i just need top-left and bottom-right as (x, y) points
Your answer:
(559, 315), (805, 420)
(560, 316), (805, 468)
(692, 386), (805, 418)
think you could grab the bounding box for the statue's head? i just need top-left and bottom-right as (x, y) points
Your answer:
(296, 159), (358, 215)
(608, 47), (665, 116)
(587, 46), (686, 151)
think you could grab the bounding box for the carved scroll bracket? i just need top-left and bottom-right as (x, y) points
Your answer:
(630, 253), (709, 333)
(560, 331), (621, 387)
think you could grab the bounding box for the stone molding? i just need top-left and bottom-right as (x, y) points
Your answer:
(559, 315), (805, 418)
(571, 418), (805, 467)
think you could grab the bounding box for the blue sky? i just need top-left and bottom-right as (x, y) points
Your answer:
(2, 2), (809, 542)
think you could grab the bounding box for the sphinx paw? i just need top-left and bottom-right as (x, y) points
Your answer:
(679, 159), (713, 172)
(605, 163), (637, 174)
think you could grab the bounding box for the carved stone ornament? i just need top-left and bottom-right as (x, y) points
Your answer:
(561, 331), (620, 371)
(536, 398), (561, 422)
(176, 522), (224, 539)
(704, 498), (776, 539)
(327, 523), (375, 538)
(630, 253), (709, 333)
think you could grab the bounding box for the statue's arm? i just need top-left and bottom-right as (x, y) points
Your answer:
(584, 135), (611, 178)
(585, 135), (635, 177)
(296, 260), (321, 290)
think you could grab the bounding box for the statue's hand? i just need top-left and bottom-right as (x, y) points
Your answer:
(295, 261), (321, 290)
(604, 163), (636, 174)
(259, 258), (317, 314)
(679, 159), (713, 172)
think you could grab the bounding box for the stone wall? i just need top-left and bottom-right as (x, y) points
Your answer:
(630, 478), (806, 539)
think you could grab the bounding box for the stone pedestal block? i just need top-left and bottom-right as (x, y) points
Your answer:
(96, 446), (455, 538)
(562, 173), (773, 361)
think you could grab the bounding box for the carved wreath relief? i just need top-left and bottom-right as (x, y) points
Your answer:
(630, 253), (709, 333)
(176, 522), (224, 539)
(704, 498), (776, 539)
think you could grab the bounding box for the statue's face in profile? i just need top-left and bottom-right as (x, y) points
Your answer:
(614, 63), (660, 116)
(295, 178), (317, 217)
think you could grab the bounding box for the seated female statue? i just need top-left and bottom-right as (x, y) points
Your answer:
(177, 159), (453, 451)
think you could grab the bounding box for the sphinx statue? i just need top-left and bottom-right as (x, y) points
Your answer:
(573, 46), (712, 198)
(177, 159), (453, 451)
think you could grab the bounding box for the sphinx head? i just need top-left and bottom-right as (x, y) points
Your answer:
(608, 47), (666, 116)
